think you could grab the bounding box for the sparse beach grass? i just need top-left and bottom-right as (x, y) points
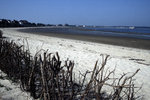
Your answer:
(0, 31), (142, 100)
(0, 30), (3, 38)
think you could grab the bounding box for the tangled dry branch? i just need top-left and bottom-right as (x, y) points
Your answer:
(0, 38), (142, 100)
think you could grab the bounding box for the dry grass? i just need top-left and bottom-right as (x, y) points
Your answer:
(0, 30), (3, 38)
(0, 37), (142, 100)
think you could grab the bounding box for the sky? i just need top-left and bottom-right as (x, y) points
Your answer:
(0, 0), (150, 26)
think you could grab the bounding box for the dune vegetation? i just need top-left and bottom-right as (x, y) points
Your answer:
(0, 32), (142, 100)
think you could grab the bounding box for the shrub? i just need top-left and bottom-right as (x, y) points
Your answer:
(0, 38), (142, 100)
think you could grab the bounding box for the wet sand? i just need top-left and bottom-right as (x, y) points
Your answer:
(18, 28), (150, 50)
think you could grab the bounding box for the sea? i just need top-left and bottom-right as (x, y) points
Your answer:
(20, 26), (150, 40)
(80, 26), (150, 39)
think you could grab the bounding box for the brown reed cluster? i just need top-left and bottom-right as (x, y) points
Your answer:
(0, 37), (141, 100)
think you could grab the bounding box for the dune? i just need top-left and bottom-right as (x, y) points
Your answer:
(1, 27), (150, 99)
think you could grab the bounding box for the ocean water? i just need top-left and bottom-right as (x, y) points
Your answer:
(76, 26), (150, 39)
(20, 26), (150, 40)
(84, 26), (150, 34)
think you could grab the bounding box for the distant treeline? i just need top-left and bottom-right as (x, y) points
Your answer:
(0, 19), (55, 27)
(0, 19), (85, 28)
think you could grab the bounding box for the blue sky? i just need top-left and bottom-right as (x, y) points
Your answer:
(0, 0), (150, 26)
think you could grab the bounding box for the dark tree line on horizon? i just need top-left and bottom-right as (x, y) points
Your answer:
(0, 19), (54, 27)
(0, 19), (82, 28)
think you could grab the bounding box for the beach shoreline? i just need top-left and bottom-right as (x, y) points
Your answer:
(18, 27), (150, 50)
(1, 27), (150, 99)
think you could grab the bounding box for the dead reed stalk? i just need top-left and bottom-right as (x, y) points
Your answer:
(0, 30), (3, 38)
(0, 38), (142, 100)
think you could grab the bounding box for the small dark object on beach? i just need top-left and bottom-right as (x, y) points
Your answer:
(0, 30), (3, 38)
(129, 58), (145, 61)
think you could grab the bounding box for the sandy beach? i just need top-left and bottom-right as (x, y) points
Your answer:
(1, 27), (150, 99)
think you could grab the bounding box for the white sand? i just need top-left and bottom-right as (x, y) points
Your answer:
(1, 28), (150, 99)
(0, 70), (33, 100)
